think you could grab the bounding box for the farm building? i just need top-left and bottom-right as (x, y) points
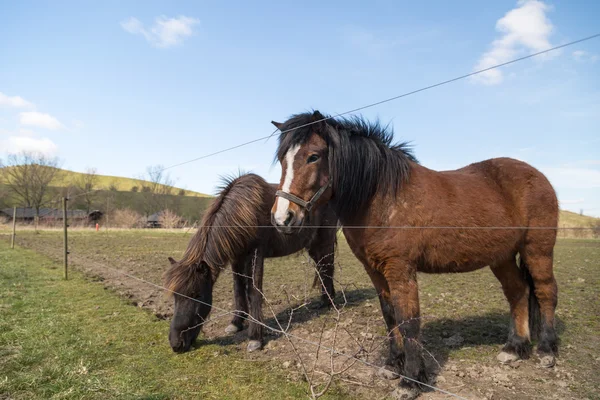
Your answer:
(0, 207), (103, 224)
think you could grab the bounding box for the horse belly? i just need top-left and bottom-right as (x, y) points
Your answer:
(415, 228), (521, 274)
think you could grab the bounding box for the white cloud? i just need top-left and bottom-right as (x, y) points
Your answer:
(471, 0), (555, 85)
(572, 50), (599, 63)
(72, 119), (85, 130)
(344, 26), (397, 56)
(19, 111), (64, 130)
(1, 136), (58, 155)
(121, 17), (145, 35)
(120, 15), (200, 48)
(560, 198), (585, 205)
(0, 92), (34, 108)
(541, 167), (600, 189)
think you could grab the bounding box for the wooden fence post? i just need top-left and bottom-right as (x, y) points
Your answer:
(11, 206), (17, 249)
(63, 197), (68, 280)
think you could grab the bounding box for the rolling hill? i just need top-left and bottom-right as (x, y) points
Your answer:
(51, 167), (210, 197)
(1, 166), (598, 234)
(0, 166), (213, 221)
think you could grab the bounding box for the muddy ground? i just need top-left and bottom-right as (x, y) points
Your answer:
(8, 229), (600, 399)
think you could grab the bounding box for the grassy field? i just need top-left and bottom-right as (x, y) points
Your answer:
(2, 228), (599, 399)
(0, 241), (345, 400)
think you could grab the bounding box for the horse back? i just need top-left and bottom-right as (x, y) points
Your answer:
(348, 157), (558, 272)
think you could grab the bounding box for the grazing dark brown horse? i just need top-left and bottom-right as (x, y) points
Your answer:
(163, 173), (338, 353)
(270, 111), (559, 399)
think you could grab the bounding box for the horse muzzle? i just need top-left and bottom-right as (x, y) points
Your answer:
(271, 210), (302, 234)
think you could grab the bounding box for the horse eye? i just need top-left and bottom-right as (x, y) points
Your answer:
(307, 154), (320, 164)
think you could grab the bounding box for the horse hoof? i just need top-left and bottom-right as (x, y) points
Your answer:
(224, 324), (241, 334)
(538, 353), (556, 368)
(377, 365), (400, 380)
(391, 386), (420, 400)
(247, 340), (262, 352)
(497, 351), (519, 364)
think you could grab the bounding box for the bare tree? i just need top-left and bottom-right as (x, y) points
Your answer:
(146, 165), (174, 196)
(0, 152), (62, 227)
(158, 209), (181, 229)
(0, 183), (9, 209)
(138, 165), (177, 216)
(73, 167), (99, 213)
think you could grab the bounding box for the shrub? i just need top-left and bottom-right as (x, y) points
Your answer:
(112, 208), (144, 228)
(158, 209), (182, 229)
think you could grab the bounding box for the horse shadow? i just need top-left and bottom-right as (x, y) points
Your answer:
(195, 287), (377, 348)
(417, 312), (566, 386)
(194, 289), (566, 387)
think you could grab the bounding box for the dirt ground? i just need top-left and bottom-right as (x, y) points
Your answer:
(7, 229), (600, 400)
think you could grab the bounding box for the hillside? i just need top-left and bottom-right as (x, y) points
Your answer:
(558, 210), (599, 238)
(51, 167), (210, 197)
(1, 166), (210, 197)
(1, 166), (213, 221)
(2, 166), (598, 231)
(558, 210), (598, 227)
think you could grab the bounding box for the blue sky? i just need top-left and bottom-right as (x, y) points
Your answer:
(1, 0), (599, 216)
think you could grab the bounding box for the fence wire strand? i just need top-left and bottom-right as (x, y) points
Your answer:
(80, 260), (469, 400)
(159, 33), (600, 172)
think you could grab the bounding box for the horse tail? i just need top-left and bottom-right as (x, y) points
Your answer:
(520, 256), (541, 340)
(164, 173), (268, 291)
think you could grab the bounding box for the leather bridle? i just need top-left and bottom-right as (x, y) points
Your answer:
(275, 182), (330, 212)
(275, 145), (333, 212)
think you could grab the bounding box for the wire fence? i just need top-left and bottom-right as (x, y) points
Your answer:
(3, 31), (600, 399)
(158, 33), (600, 173)
(6, 220), (597, 399)
(22, 235), (471, 399)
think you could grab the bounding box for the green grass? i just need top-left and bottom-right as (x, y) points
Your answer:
(3, 229), (599, 399)
(0, 242), (347, 400)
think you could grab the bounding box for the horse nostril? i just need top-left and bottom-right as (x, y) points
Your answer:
(283, 210), (295, 226)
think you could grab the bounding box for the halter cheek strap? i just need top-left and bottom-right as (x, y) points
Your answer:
(276, 182), (330, 212)
(276, 145), (334, 212)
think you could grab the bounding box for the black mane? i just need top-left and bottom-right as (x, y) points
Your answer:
(276, 110), (417, 222)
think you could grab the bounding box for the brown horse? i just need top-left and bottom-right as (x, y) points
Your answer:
(164, 173), (338, 353)
(270, 111), (559, 399)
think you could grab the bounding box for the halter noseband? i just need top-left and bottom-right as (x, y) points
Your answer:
(276, 140), (334, 212)
(275, 182), (329, 212)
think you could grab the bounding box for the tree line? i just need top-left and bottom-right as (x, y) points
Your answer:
(0, 152), (212, 226)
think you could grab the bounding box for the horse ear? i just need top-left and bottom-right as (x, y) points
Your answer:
(312, 110), (325, 122)
(167, 257), (177, 265)
(271, 121), (283, 130)
(311, 111), (329, 133)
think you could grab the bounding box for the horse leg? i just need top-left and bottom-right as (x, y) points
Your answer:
(246, 250), (265, 352)
(308, 237), (336, 308)
(385, 263), (427, 399)
(521, 241), (558, 368)
(364, 266), (404, 380)
(490, 258), (532, 362)
(225, 258), (249, 334)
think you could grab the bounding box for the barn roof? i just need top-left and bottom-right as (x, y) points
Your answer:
(0, 207), (89, 219)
